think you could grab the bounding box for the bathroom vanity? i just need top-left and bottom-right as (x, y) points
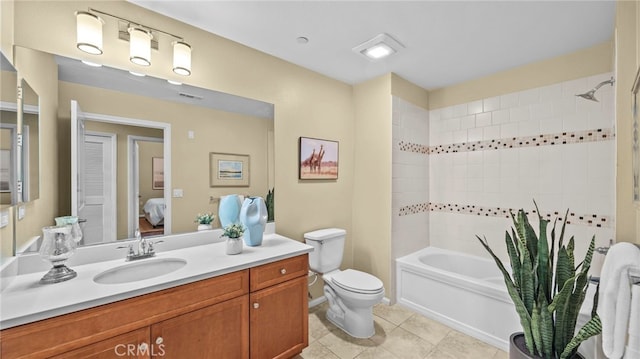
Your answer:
(0, 232), (311, 359)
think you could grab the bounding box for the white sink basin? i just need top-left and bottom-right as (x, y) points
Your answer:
(93, 258), (187, 285)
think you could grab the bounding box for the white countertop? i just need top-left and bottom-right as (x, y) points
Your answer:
(0, 233), (313, 330)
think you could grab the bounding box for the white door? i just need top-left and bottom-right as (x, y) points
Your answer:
(82, 134), (116, 244)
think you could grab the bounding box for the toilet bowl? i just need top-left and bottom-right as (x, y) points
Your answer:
(304, 228), (385, 338)
(322, 269), (385, 338)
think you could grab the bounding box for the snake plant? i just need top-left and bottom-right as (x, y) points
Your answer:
(266, 188), (275, 222)
(477, 205), (601, 359)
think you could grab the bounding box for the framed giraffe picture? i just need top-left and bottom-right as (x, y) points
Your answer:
(299, 137), (339, 180)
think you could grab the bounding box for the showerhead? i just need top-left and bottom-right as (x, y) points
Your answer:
(575, 77), (615, 102)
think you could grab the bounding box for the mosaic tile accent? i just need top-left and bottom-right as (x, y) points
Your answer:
(399, 202), (612, 228)
(398, 128), (615, 155)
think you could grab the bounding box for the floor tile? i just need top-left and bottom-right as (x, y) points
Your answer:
(399, 313), (453, 346)
(381, 327), (435, 359)
(372, 303), (414, 325)
(306, 302), (507, 359)
(354, 346), (399, 359)
(317, 327), (376, 359)
(296, 341), (341, 359)
(493, 349), (509, 359)
(433, 330), (499, 359)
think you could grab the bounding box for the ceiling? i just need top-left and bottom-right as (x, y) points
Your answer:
(129, 1), (615, 91)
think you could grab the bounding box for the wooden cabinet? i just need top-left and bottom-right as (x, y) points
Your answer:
(0, 254), (308, 359)
(249, 255), (308, 359)
(151, 295), (248, 358)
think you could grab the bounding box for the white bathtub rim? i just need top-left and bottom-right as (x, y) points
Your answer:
(396, 247), (512, 304)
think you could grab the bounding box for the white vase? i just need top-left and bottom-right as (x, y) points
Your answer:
(197, 224), (212, 231)
(226, 236), (243, 255)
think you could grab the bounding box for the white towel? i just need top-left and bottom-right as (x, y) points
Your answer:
(626, 284), (640, 359)
(598, 243), (640, 359)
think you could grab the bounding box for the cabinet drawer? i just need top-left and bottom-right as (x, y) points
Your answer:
(250, 254), (308, 292)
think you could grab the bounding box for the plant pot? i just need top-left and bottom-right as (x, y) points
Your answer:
(510, 333), (584, 359)
(197, 224), (212, 231)
(226, 237), (243, 255)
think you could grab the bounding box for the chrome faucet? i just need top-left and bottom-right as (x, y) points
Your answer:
(117, 228), (163, 261)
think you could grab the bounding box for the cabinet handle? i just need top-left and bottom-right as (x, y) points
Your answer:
(280, 268), (287, 275)
(155, 337), (164, 345)
(253, 302), (260, 309)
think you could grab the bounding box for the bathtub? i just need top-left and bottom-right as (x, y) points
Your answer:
(396, 247), (603, 358)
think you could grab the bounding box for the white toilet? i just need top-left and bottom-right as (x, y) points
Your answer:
(304, 228), (385, 338)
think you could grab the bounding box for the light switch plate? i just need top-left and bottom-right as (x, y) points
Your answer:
(18, 205), (25, 220)
(188, 130), (194, 139)
(173, 189), (184, 198)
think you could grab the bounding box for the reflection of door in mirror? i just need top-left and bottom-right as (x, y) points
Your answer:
(21, 81), (39, 203)
(72, 100), (168, 242)
(131, 137), (164, 238)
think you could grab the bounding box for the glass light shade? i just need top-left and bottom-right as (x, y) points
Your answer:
(173, 41), (191, 76)
(76, 11), (104, 55)
(129, 27), (152, 66)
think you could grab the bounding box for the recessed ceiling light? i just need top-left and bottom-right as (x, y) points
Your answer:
(167, 79), (182, 85)
(129, 71), (145, 77)
(353, 33), (404, 61)
(81, 60), (102, 67)
(296, 36), (309, 44)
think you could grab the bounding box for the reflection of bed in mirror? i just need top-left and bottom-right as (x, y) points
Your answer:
(143, 198), (165, 226)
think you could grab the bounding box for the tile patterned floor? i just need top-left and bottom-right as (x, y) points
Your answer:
(295, 302), (508, 359)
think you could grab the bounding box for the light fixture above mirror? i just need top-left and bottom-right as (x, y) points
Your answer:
(75, 8), (192, 75)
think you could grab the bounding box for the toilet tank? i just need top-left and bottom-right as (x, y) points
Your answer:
(304, 228), (346, 274)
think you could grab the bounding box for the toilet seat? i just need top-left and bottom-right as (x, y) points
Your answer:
(330, 269), (384, 295)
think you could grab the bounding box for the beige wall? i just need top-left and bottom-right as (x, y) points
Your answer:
(8, 1), (354, 258)
(615, 0), (640, 244)
(429, 41), (614, 110)
(352, 74), (393, 294)
(390, 73), (429, 110)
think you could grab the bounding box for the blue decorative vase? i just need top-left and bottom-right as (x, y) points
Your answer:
(219, 195), (242, 228)
(239, 197), (268, 247)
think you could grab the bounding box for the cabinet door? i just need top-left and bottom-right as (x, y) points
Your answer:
(52, 328), (150, 359)
(150, 295), (249, 358)
(250, 276), (308, 359)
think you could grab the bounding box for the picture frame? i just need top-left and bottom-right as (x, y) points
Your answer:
(632, 66), (640, 205)
(299, 137), (339, 180)
(210, 152), (250, 187)
(152, 157), (164, 190)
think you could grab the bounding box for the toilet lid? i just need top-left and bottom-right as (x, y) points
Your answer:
(331, 269), (383, 294)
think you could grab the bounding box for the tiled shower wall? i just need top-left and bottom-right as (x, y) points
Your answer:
(392, 97), (430, 259)
(394, 73), (616, 275)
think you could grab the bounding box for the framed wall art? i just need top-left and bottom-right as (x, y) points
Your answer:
(210, 152), (250, 187)
(152, 157), (164, 190)
(299, 137), (339, 180)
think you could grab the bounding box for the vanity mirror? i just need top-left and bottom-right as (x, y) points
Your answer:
(0, 52), (19, 208)
(0, 51), (40, 207)
(19, 52), (274, 251)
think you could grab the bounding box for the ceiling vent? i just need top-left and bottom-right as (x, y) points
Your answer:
(352, 33), (404, 61)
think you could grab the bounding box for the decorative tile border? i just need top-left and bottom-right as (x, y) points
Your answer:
(399, 202), (612, 228)
(398, 128), (615, 155)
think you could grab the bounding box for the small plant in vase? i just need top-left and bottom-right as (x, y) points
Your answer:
(194, 212), (215, 231)
(222, 223), (245, 255)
